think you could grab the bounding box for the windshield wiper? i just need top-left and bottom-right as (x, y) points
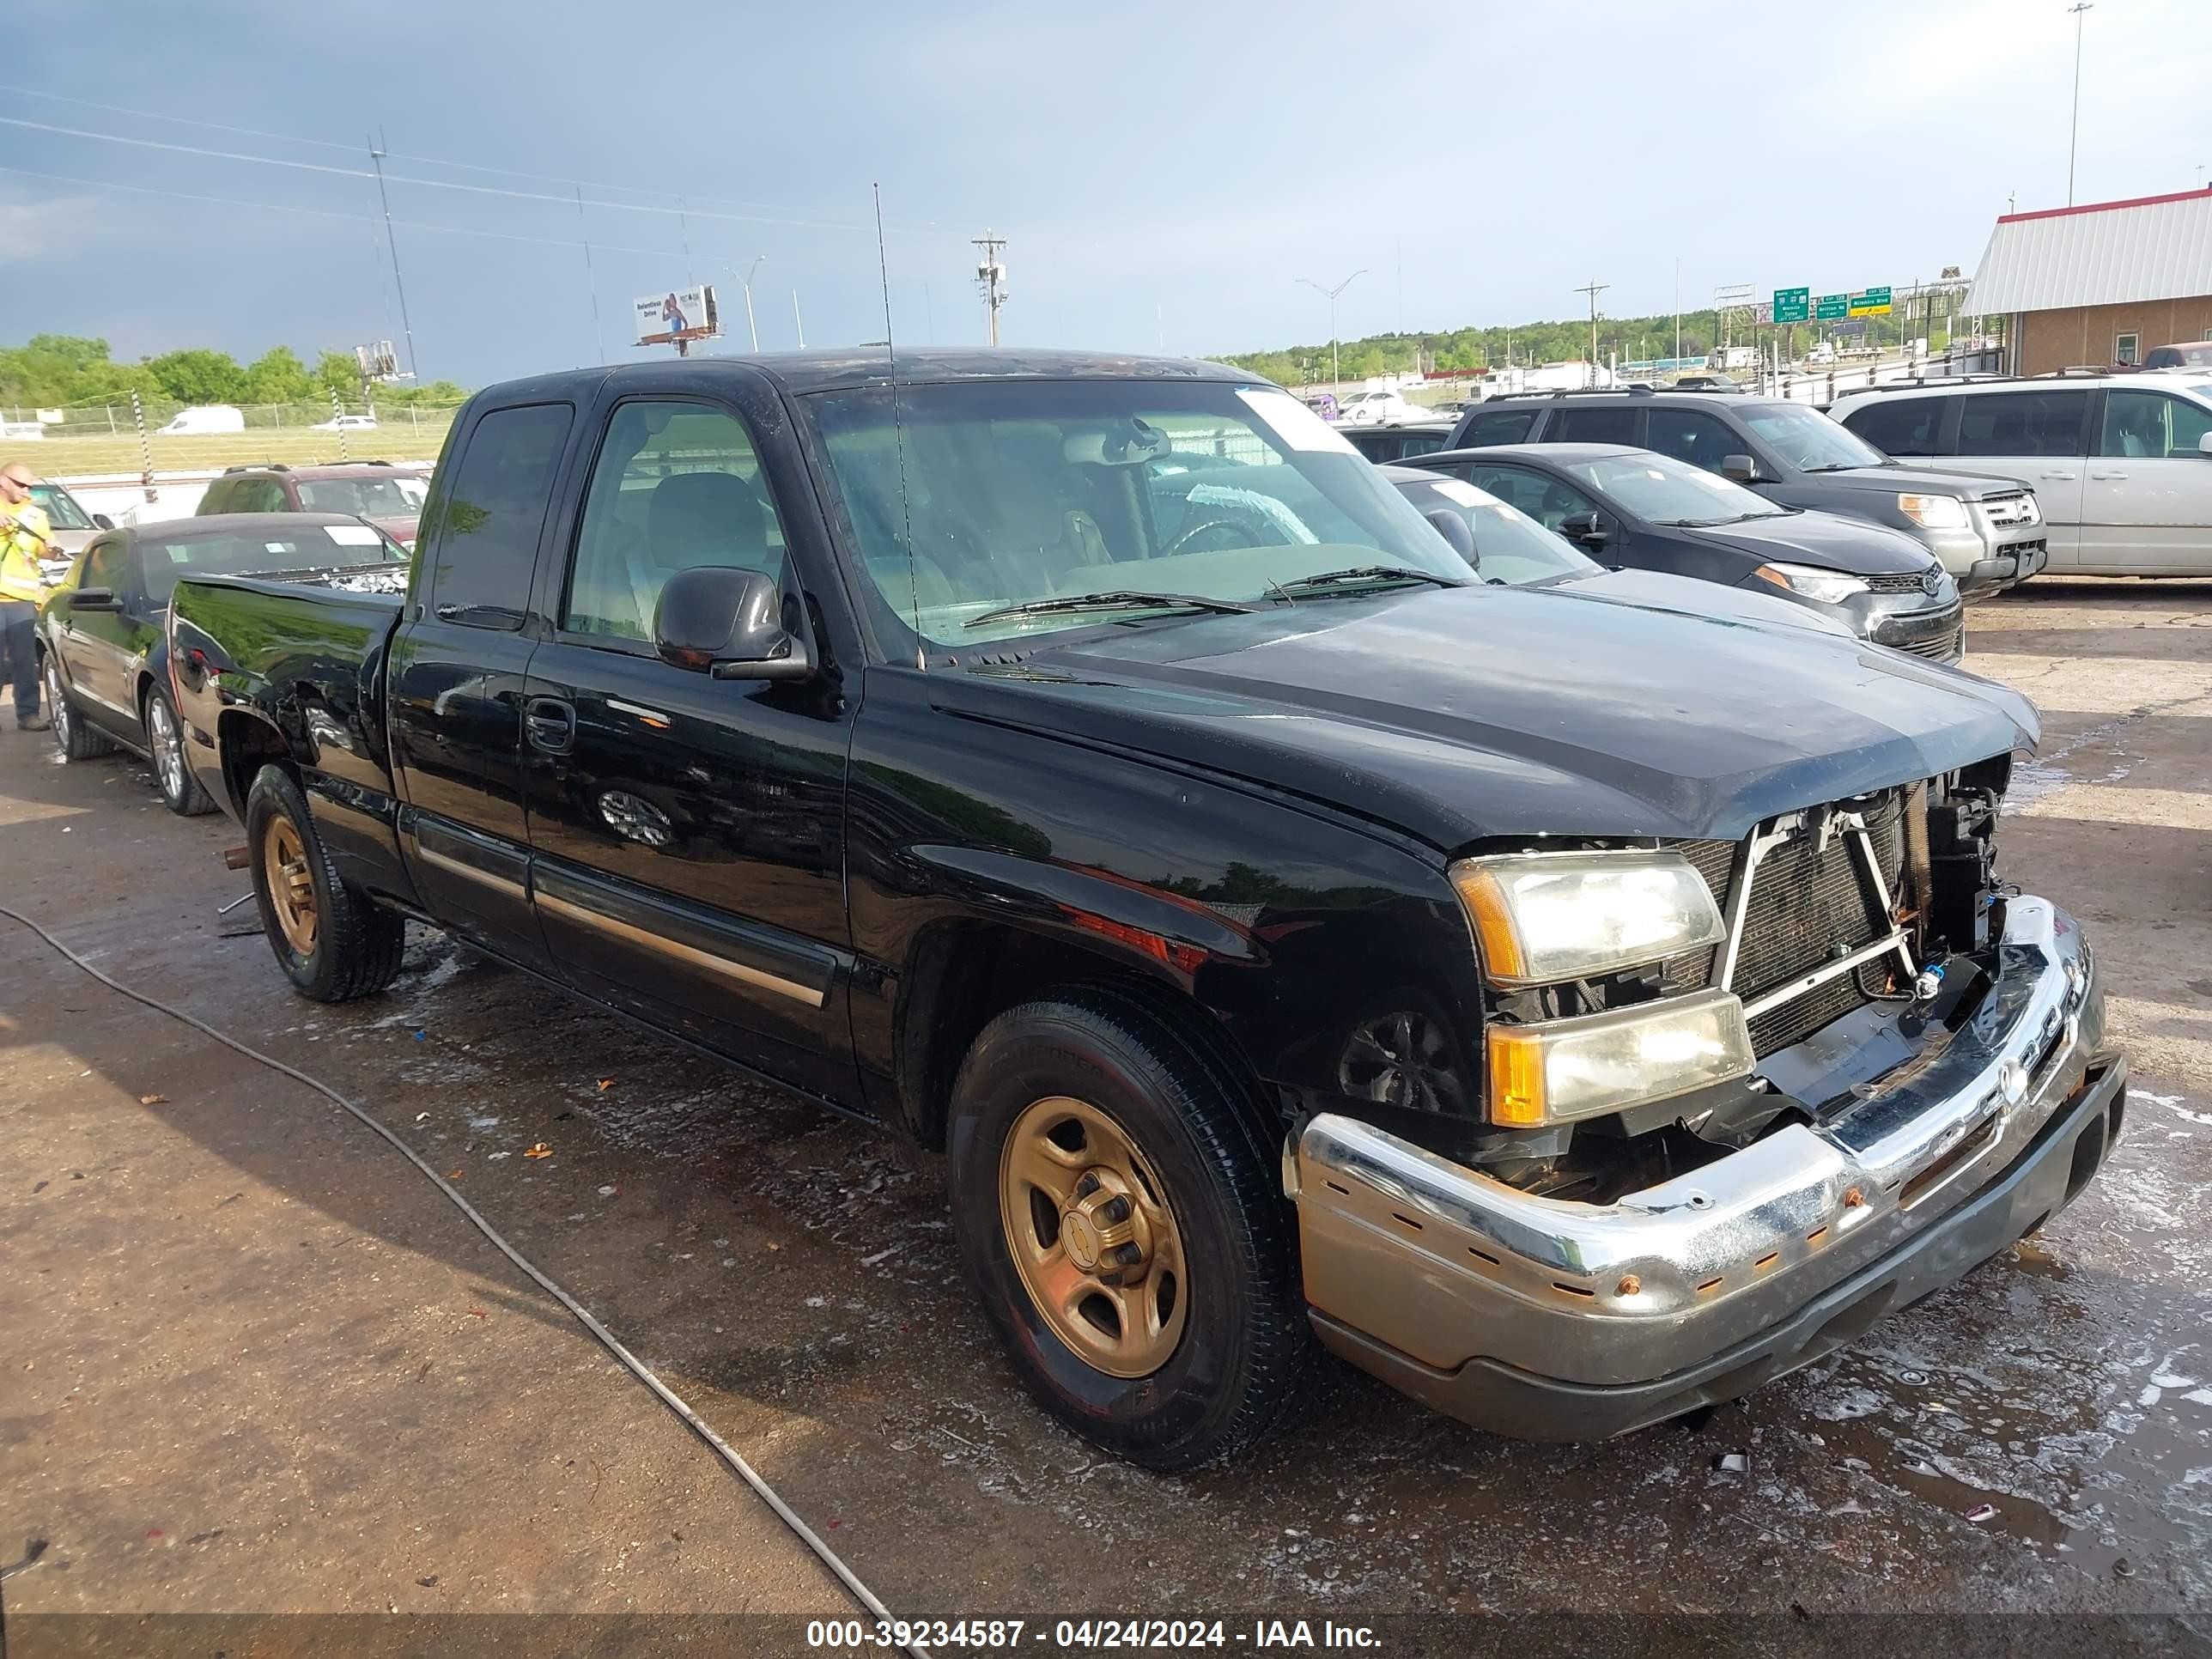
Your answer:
(963, 590), (1259, 629)
(1667, 512), (1783, 527)
(1799, 463), (1865, 473)
(1278, 565), (1463, 594)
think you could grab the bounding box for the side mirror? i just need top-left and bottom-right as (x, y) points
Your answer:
(653, 566), (812, 681)
(71, 586), (118, 610)
(1720, 453), (1761, 483)
(1558, 512), (1609, 547)
(92, 514), (115, 530)
(2197, 433), (2212, 457)
(1421, 507), (1479, 568)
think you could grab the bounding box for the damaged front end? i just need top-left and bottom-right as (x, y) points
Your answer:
(1290, 754), (2127, 1440)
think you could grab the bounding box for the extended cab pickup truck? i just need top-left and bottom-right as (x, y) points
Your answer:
(168, 351), (2124, 1469)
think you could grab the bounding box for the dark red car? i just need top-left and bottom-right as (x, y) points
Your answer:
(196, 461), (431, 546)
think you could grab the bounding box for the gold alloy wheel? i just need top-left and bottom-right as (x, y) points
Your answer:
(998, 1095), (1189, 1379)
(264, 817), (318, 956)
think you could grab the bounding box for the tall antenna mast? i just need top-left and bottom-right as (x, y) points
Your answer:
(973, 230), (1008, 346)
(878, 186), (923, 670)
(367, 131), (419, 381)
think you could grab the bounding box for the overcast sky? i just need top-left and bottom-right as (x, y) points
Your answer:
(6, 0), (2209, 385)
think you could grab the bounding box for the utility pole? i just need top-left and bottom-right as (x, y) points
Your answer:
(793, 289), (805, 349)
(2067, 3), (2093, 206)
(575, 184), (605, 365)
(974, 232), (1008, 345)
(1296, 270), (1365, 392)
(1574, 279), (1608, 386)
(367, 132), (419, 381)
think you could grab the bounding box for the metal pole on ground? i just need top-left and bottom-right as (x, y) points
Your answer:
(130, 390), (152, 503)
(331, 389), (349, 462)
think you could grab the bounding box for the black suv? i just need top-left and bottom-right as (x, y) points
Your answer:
(1445, 388), (2047, 598)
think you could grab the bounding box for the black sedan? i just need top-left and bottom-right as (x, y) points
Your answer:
(1404, 443), (1965, 662)
(38, 513), (408, 815)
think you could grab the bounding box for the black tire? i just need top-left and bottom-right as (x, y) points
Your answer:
(144, 684), (216, 816)
(245, 763), (404, 1002)
(946, 989), (1310, 1471)
(42, 651), (117, 762)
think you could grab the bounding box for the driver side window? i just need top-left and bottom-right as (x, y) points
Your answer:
(562, 401), (788, 648)
(81, 537), (129, 592)
(1460, 465), (1595, 532)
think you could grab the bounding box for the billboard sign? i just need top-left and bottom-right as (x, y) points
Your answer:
(634, 284), (720, 345)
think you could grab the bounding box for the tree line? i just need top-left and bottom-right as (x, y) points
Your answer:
(0, 335), (468, 411)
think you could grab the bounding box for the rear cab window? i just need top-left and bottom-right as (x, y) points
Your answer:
(422, 403), (574, 629)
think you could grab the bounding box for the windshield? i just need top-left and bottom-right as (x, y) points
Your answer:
(1740, 402), (1887, 471)
(294, 477), (424, 517)
(809, 380), (1468, 647)
(29, 484), (92, 530)
(1391, 477), (1600, 585)
(1551, 451), (1790, 526)
(137, 524), (404, 604)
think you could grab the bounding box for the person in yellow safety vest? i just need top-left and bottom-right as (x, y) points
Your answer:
(0, 462), (53, 731)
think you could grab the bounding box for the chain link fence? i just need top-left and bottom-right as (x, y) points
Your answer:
(1, 399), (463, 478)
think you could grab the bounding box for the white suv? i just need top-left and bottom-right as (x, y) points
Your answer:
(1831, 374), (2212, 576)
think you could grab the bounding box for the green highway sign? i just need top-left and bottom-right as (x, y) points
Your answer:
(1771, 287), (1810, 325)
(1814, 293), (1850, 320)
(1849, 286), (1893, 317)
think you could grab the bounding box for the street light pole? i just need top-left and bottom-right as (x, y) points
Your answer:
(2067, 2), (2094, 206)
(1297, 270), (1366, 392)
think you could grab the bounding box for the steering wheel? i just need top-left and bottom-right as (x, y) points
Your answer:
(1163, 517), (1257, 557)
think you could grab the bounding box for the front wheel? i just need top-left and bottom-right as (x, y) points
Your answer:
(246, 763), (404, 1001)
(145, 686), (214, 816)
(44, 653), (116, 762)
(946, 992), (1310, 1471)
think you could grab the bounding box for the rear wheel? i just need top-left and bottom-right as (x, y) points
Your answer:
(43, 653), (116, 762)
(947, 991), (1310, 1471)
(144, 686), (214, 816)
(246, 763), (404, 1001)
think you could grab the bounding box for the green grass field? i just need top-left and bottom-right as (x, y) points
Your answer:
(29, 418), (453, 479)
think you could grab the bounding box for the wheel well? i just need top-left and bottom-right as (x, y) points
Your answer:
(897, 924), (1279, 1158)
(216, 710), (295, 818)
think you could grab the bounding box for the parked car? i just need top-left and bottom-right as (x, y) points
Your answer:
(38, 513), (406, 815)
(197, 461), (430, 546)
(1381, 465), (1859, 644)
(1297, 391), (1340, 422)
(1830, 375), (2212, 575)
(156, 405), (245, 435)
(1337, 388), (1426, 427)
(169, 349), (2118, 1469)
(1407, 443), (1965, 661)
(1444, 387), (2048, 598)
(27, 480), (112, 584)
(2142, 341), (2212, 371)
(1338, 420), (1456, 463)
(312, 412), (380, 432)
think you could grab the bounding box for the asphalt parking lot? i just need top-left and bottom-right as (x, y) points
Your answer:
(2, 579), (2208, 1652)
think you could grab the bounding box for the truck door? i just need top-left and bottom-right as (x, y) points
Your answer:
(388, 399), (576, 970)
(518, 378), (860, 1105)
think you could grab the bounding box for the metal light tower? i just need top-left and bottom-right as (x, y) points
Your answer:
(367, 132), (418, 381)
(1297, 270), (1365, 391)
(2067, 3), (2094, 206)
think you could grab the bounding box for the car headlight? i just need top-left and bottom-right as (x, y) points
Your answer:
(1449, 849), (1727, 988)
(1487, 988), (1754, 1127)
(1897, 493), (1969, 531)
(1752, 562), (1870, 605)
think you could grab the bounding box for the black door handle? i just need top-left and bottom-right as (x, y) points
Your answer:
(525, 696), (575, 755)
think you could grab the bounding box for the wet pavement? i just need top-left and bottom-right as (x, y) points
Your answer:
(1, 580), (2207, 1645)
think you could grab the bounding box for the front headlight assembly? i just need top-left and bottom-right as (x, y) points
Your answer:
(1897, 492), (1969, 532)
(1449, 849), (1753, 1127)
(1752, 562), (1871, 605)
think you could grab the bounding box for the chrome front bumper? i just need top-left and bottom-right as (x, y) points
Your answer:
(1291, 896), (2118, 1432)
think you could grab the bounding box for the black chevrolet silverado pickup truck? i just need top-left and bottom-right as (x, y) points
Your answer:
(167, 350), (2124, 1470)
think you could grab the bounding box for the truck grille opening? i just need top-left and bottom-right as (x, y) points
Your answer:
(1668, 794), (1905, 1056)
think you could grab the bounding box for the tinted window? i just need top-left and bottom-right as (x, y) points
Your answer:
(562, 401), (788, 646)
(2100, 390), (2212, 459)
(1548, 406), (1640, 445)
(242, 477), (289, 513)
(195, 479), (232, 514)
(1839, 396), (1948, 457)
(425, 403), (573, 629)
(1954, 391), (2088, 458)
(295, 477), (425, 518)
(1457, 407), (1539, 446)
(1459, 463), (1600, 532)
(137, 526), (404, 604)
(1644, 408), (1741, 472)
(1397, 430), (1448, 458)
(1390, 476), (1600, 586)
(82, 538), (128, 591)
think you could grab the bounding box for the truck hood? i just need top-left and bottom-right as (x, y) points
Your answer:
(1686, 507), (1934, 574)
(949, 585), (2035, 848)
(1800, 464), (2033, 501)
